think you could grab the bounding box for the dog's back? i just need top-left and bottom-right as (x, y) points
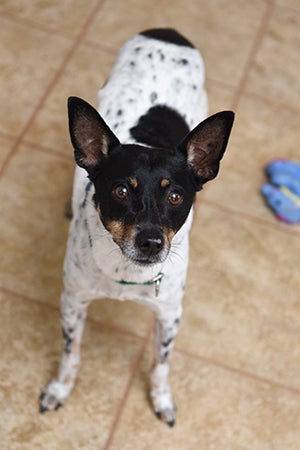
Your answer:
(98, 28), (208, 142)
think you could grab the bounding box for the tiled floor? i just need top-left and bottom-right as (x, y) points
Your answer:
(1, 1), (300, 449)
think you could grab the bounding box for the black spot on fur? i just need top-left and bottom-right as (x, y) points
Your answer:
(135, 46), (141, 52)
(81, 181), (93, 208)
(130, 61), (135, 67)
(162, 350), (169, 363)
(180, 58), (188, 65)
(64, 199), (73, 219)
(117, 109), (123, 116)
(162, 337), (173, 347)
(63, 329), (73, 354)
(158, 51), (165, 61)
(141, 28), (194, 48)
(130, 105), (189, 148)
(150, 92), (158, 103)
(148, 52), (153, 59)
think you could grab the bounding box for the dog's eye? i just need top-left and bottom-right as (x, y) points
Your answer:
(113, 185), (129, 200)
(168, 191), (182, 206)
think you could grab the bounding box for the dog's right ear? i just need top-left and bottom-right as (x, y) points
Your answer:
(68, 96), (120, 175)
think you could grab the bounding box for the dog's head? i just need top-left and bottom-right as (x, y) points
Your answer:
(68, 97), (234, 265)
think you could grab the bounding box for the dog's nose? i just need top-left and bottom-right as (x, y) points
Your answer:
(135, 230), (164, 257)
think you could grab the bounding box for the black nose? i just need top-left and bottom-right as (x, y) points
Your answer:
(135, 229), (164, 257)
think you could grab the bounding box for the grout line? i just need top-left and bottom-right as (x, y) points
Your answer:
(3, 284), (300, 400)
(0, 286), (149, 341)
(103, 324), (153, 450)
(0, 0), (105, 179)
(22, 139), (74, 162)
(200, 198), (300, 237)
(4, 284), (300, 400)
(174, 346), (300, 396)
(0, 11), (81, 42)
(230, 0), (275, 111)
(234, 87), (300, 116)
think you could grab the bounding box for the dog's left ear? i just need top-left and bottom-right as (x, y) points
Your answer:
(180, 111), (234, 188)
(68, 96), (120, 176)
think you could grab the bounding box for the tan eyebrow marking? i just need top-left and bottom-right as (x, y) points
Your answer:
(129, 177), (138, 188)
(161, 178), (170, 188)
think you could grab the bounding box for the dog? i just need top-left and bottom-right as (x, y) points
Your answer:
(40, 28), (234, 427)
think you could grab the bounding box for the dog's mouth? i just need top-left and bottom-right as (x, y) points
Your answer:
(123, 245), (170, 266)
(104, 219), (172, 266)
(121, 234), (170, 266)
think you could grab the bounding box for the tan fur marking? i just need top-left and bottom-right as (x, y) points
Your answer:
(164, 228), (176, 246)
(161, 178), (170, 188)
(129, 177), (138, 189)
(105, 220), (126, 246)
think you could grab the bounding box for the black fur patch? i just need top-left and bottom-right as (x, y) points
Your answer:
(141, 28), (194, 48)
(130, 105), (190, 149)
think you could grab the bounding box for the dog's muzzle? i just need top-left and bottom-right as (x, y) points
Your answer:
(133, 227), (168, 265)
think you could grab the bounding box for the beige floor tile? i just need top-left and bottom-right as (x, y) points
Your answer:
(24, 43), (115, 152)
(85, 0), (266, 85)
(276, 0), (300, 10)
(177, 203), (300, 387)
(0, 144), (73, 303)
(0, 291), (144, 450)
(0, 17), (71, 137)
(109, 348), (300, 450)
(203, 94), (300, 222)
(88, 299), (153, 339)
(0, 0), (98, 35)
(245, 6), (300, 108)
(206, 80), (234, 115)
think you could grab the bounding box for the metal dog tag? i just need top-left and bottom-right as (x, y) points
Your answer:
(152, 273), (164, 297)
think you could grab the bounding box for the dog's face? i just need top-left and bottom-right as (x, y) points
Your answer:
(92, 144), (195, 264)
(68, 97), (234, 265)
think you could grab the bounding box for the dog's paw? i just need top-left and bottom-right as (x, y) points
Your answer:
(155, 406), (176, 427)
(39, 380), (70, 413)
(151, 390), (176, 427)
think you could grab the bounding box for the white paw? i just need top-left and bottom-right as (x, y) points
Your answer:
(150, 389), (176, 427)
(39, 380), (71, 413)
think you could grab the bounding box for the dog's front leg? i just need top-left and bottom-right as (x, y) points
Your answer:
(40, 289), (88, 413)
(150, 305), (182, 427)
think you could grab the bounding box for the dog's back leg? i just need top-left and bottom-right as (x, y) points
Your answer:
(150, 305), (182, 427)
(40, 290), (89, 412)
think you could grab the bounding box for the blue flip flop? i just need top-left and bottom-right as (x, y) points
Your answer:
(265, 159), (300, 197)
(261, 183), (300, 224)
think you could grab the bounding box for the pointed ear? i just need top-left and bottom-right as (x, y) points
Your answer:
(68, 96), (120, 176)
(180, 111), (234, 186)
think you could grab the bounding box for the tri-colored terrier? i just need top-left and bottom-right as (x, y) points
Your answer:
(40, 28), (234, 427)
